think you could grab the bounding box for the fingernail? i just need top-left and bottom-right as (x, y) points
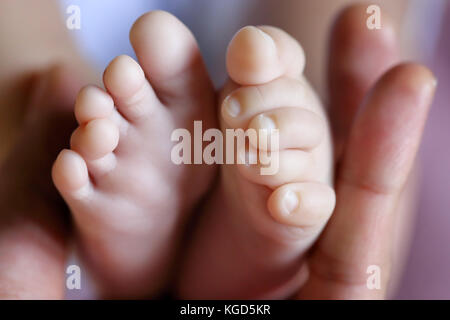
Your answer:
(223, 96), (241, 118)
(282, 190), (299, 215)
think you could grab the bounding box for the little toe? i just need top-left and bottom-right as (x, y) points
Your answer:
(52, 149), (92, 199)
(268, 182), (336, 229)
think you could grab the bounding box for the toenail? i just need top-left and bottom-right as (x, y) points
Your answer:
(224, 96), (241, 118)
(256, 114), (276, 132)
(282, 190), (299, 215)
(256, 28), (276, 52)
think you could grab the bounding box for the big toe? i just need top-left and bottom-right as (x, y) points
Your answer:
(129, 10), (214, 102)
(226, 26), (305, 85)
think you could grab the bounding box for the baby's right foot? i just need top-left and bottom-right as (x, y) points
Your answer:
(52, 11), (216, 298)
(178, 26), (335, 299)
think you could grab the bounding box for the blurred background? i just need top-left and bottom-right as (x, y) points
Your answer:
(58, 0), (448, 299)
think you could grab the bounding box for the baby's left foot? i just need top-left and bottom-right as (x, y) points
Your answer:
(52, 11), (216, 298)
(178, 26), (335, 299)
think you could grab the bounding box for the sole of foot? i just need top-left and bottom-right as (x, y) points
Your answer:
(177, 25), (335, 299)
(52, 11), (217, 298)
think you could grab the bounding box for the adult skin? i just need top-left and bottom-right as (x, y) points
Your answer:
(0, 0), (95, 299)
(297, 6), (436, 296)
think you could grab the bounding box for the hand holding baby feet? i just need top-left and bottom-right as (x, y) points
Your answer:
(52, 11), (216, 298)
(177, 25), (335, 299)
(297, 5), (436, 299)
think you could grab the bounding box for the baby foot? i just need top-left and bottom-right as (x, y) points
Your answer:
(52, 11), (216, 298)
(178, 26), (335, 299)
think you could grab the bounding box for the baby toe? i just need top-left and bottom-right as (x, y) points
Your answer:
(268, 182), (336, 229)
(75, 85), (115, 125)
(52, 149), (91, 197)
(227, 26), (305, 85)
(70, 118), (119, 161)
(248, 107), (325, 151)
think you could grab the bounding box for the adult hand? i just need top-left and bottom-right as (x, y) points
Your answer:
(297, 5), (436, 299)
